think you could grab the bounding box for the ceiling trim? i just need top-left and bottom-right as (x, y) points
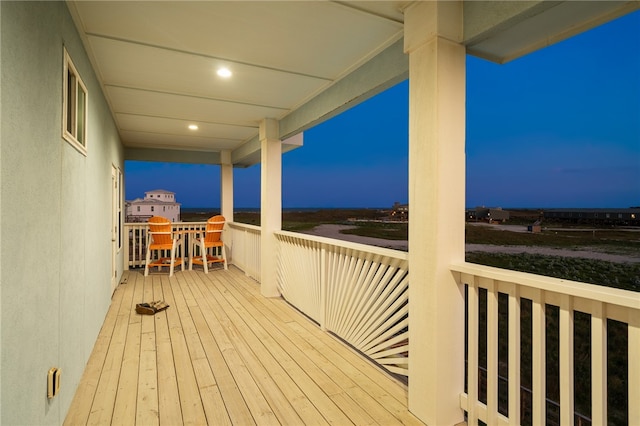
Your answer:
(464, 1), (640, 64)
(279, 38), (408, 140)
(333, 1), (407, 24)
(222, 38), (408, 168)
(125, 148), (221, 165)
(463, 1), (559, 47)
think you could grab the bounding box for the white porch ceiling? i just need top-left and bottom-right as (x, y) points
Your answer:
(66, 1), (638, 167)
(67, 1), (407, 166)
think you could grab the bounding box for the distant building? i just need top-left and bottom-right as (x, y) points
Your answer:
(472, 206), (510, 223)
(390, 202), (408, 221)
(126, 189), (181, 222)
(543, 208), (639, 225)
(528, 220), (542, 233)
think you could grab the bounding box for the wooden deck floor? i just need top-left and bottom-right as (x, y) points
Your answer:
(64, 266), (424, 425)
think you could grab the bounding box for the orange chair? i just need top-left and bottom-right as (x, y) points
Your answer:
(144, 216), (183, 276)
(190, 215), (227, 273)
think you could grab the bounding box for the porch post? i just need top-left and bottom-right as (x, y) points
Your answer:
(404, 2), (466, 425)
(259, 118), (282, 297)
(220, 150), (234, 223)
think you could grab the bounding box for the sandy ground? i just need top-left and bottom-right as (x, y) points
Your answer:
(303, 224), (640, 264)
(302, 224), (409, 250)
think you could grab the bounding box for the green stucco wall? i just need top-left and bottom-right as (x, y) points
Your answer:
(0, 2), (124, 424)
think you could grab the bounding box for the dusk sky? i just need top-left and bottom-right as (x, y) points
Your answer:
(126, 11), (639, 209)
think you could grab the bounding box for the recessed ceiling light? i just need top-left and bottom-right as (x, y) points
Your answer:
(217, 67), (232, 78)
(188, 124), (198, 130)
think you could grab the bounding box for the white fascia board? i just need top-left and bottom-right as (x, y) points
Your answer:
(124, 147), (221, 164)
(279, 38), (408, 140)
(230, 39), (407, 168)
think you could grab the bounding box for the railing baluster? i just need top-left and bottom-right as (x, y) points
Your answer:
(320, 247), (327, 331)
(629, 309), (640, 425)
(532, 289), (546, 424)
(466, 274), (479, 425)
(137, 226), (144, 267)
(591, 300), (607, 425)
(506, 282), (521, 425)
(124, 228), (130, 270)
(485, 277), (499, 426)
(560, 294), (575, 426)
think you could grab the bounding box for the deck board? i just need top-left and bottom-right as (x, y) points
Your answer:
(65, 266), (423, 425)
(64, 277), (125, 426)
(155, 276), (183, 425)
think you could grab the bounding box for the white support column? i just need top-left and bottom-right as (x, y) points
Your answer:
(220, 150), (234, 223)
(260, 118), (282, 297)
(404, 2), (466, 425)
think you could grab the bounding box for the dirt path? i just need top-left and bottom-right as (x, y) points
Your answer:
(467, 222), (640, 233)
(302, 224), (409, 250)
(303, 224), (640, 264)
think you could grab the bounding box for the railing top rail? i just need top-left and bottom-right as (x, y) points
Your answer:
(125, 221), (207, 227)
(276, 229), (408, 261)
(451, 261), (639, 310)
(227, 221), (261, 232)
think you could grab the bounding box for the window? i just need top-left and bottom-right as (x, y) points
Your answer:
(151, 206), (154, 212)
(137, 206), (140, 212)
(62, 48), (88, 155)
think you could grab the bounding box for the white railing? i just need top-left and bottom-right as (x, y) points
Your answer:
(124, 222), (208, 269)
(124, 221), (259, 275)
(275, 231), (409, 377)
(452, 261), (640, 426)
(227, 222), (261, 282)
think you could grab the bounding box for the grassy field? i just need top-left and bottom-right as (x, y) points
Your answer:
(465, 224), (639, 255)
(466, 251), (640, 291)
(465, 224), (640, 292)
(182, 208), (388, 231)
(340, 222), (408, 240)
(184, 208), (640, 291)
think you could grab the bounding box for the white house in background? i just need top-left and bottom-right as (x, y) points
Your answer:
(126, 189), (181, 222)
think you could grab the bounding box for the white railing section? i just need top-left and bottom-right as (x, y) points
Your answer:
(124, 221), (260, 278)
(275, 231), (409, 377)
(124, 222), (208, 269)
(452, 261), (640, 426)
(227, 222), (261, 282)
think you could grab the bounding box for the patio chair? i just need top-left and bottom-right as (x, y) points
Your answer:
(144, 216), (183, 276)
(189, 215), (227, 273)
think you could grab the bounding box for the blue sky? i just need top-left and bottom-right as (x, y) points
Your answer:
(126, 11), (639, 209)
